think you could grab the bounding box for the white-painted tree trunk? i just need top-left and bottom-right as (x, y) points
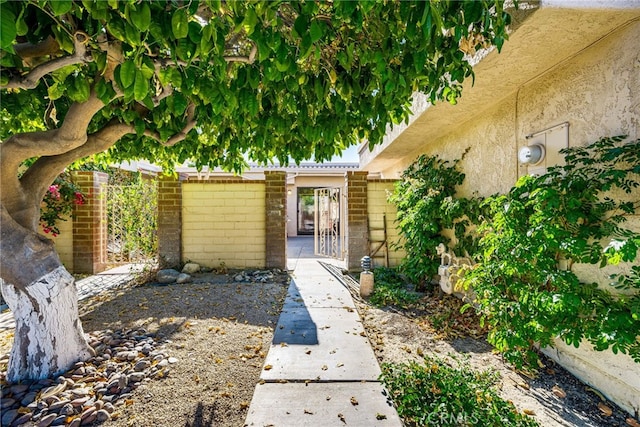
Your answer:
(1, 266), (92, 382)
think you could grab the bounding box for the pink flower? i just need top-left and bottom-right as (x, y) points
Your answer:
(74, 192), (85, 205)
(48, 185), (61, 200)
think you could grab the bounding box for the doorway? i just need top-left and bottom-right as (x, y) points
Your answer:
(297, 187), (316, 235)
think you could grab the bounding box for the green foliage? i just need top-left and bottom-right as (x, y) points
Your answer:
(40, 172), (85, 236)
(462, 136), (640, 368)
(105, 171), (158, 262)
(389, 152), (484, 285)
(368, 267), (421, 309)
(380, 355), (538, 427)
(1, 1), (513, 171)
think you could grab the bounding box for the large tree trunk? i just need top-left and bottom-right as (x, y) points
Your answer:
(0, 209), (92, 382)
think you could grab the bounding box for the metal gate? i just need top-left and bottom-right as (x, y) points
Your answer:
(314, 187), (344, 260)
(105, 180), (158, 264)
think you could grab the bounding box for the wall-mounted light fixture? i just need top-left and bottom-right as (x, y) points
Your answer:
(518, 143), (545, 165)
(287, 189), (292, 195)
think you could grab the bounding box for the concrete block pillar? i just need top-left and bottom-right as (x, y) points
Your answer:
(265, 171), (287, 269)
(345, 171), (369, 270)
(73, 171), (108, 274)
(157, 175), (183, 268)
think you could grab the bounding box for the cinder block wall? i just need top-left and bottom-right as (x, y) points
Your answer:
(265, 171), (287, 269)
(182, 180), (267, 268)
(345, 171), (369, 270)
(367, 180), (405, 267)
(73, 171), (108, 274)
(158, 176), (183, 268)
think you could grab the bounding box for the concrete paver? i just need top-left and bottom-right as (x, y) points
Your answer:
(246, 382), (400, 427)
(263, 302), (381, 381)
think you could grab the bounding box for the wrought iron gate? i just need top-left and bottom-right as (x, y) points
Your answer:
(314, 187), (344, 260)
(105, 180), (158, 264)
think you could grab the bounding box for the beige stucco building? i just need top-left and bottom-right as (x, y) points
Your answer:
(359, 1), (640, 417)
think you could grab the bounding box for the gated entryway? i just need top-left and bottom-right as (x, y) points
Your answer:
(105, 180), (158, 265)
(314, 187), (345, 260)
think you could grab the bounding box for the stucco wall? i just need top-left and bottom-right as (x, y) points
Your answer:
(516, 22), (639, 147)
(383, 21), (640, 415)
(182, 181), (266, 269)
(367, 180), (405, 268)
(397, 99), (520, 198)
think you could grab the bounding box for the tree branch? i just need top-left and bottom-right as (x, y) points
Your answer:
(2, 32), (93, 90)
(143, 104), (197, 146)
(12, 121), (136, 231)
(223, 42), (258, 64)
(1, 89), (108, 169)
(22, 121), (135, 199)
(14, 35), (60, 59)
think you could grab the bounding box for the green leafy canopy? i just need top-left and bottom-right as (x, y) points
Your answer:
(0, 0), (512, 171)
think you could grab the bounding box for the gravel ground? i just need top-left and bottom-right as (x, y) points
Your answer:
(1, 271), (639, 427)
(0, 271), (289, 427)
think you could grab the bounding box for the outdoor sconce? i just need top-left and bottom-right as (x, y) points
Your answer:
(287, 189), (292, 195)
(518, 143), (545, 165)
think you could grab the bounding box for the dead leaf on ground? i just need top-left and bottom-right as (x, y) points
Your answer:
(523, 409), (536, 416)
(350, 396), (358, 406)
(552, 385), (566, 398)
(263, 364), (273, 371)
(598, 402), (613, 417)
(626, 418), (640, 427)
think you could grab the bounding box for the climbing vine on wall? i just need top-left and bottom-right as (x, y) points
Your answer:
(462, 135), (640, 368)
(389, 151), (484, 288)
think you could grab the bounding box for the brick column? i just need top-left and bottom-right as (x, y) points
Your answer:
(345, 171), (369, 270)
(157, 176), (183, 268)
(73, 171), (108, 274)
(265, 171), (287, 269)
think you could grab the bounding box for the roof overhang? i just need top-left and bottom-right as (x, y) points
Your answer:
(360, 2), (640, 173)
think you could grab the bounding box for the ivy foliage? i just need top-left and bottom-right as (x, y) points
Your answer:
(0, 1), (512, 171)
(462, 136), (640, 368)
(389, 152), (484, 286)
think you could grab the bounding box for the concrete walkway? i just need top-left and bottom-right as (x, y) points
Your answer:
(245, 239), (402, 426)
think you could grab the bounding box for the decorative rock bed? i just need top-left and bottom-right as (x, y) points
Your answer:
(1, 328), (174, 426)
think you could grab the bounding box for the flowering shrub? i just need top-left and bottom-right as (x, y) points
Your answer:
(40, 172), (86, 237)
